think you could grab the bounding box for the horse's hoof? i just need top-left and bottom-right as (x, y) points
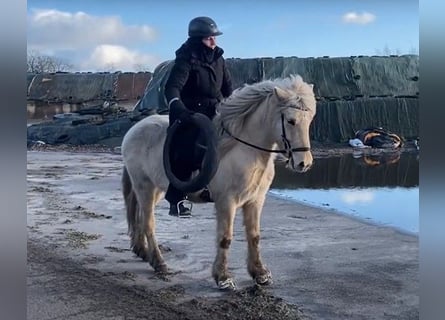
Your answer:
(155, 272), (171, 282)
(132, 246), (149, 261)
(255, 270), (273, 286)
(218, 278), (237, 291)
(154, 265), (171, 281)
(155, 264), (169, 274)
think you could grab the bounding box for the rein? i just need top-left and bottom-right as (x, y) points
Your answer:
(221, 114), (310, 155)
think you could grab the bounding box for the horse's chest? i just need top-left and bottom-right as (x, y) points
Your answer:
(242, 165), (274, 197)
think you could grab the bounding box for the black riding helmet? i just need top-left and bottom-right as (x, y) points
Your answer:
(188, 16), (223, 38)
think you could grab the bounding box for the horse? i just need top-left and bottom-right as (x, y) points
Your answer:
(121, 74), (317, 290)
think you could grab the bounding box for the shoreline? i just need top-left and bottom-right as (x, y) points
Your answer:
(27, 140), (419, 157)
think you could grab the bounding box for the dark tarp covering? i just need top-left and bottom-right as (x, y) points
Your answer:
(27, 115), (135, 145)
(135, 55), (418, 114)
(311, 97), (418, 142)
(134, 55), (418, 142)
(256, 55), (418, 98)
(134, 61), (174, 114)
(27, 55), (419, 145)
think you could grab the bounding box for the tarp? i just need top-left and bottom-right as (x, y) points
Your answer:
(311, 97), (418, 142)
(134, 61), (174, 114)
(27, 55), (419, 145)
(134, 55), (419, 115)
(27, 114), (135, 145)
(133, 55), (419, 142)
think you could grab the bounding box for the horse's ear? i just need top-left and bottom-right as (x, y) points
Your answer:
(274, 87), (288, 101)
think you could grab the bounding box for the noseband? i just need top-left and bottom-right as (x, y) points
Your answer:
(221, 113), (310, 161)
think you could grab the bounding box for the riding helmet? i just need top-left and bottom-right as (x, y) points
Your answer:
(188, 16), (223, 38)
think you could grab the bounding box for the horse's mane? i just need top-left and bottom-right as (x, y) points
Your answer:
(213, 75), (313, 155)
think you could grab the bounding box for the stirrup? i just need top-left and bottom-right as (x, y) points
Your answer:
(177, 199), (193, 218)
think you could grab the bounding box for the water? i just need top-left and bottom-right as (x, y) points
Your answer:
(269, 152), (419, 234)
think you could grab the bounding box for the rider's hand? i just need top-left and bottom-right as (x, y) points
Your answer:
(170, 99), (194, 123)
(178, 109), (194, 123)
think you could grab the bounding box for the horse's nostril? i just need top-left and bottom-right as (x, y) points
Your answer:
(298, 161), (305, 168)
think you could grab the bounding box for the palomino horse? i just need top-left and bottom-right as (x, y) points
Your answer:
(121, 75), (317, 290)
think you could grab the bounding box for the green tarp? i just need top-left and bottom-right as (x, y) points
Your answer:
(135, 55), (418, 142)
(28, 55), (419, 145)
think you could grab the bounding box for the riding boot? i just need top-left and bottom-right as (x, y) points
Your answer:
(169, 201), (192, 217)
(166, 127), (196, 217)
(166, 183), (192, 217)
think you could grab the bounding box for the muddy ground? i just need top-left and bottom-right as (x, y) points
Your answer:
(27, 143), (418, 320)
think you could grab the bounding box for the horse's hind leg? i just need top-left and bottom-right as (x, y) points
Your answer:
(131, 177), (167, 274)
(212, 202), (237, 290)
(123, 166), (145, 259)
(242, 198), (272, 285)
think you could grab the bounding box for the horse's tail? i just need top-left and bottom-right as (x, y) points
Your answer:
(122, 165), (138, 236)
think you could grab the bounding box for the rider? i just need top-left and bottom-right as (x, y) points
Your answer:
(164, 16), (233, 217)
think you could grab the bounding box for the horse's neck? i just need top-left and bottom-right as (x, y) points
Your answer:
(215, 94), (280, 168)
(246, 97), (277, 147)
(234, 98), (278, 166)
(235, 108), (277, 189)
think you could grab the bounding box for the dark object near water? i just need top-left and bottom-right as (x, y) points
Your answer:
(354, 127), (403, 148)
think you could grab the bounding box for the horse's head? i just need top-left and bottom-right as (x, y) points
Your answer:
(272, 76), (316, 173)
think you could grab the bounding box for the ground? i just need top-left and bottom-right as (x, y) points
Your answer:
(27, 143), (418, 320)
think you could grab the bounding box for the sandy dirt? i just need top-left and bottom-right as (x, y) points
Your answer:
(27, 145), (418, 319)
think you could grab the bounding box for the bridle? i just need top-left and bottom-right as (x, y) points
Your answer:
(221, 108), (311, 166)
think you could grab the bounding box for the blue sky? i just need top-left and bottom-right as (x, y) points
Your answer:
(27, 0), (419, 72)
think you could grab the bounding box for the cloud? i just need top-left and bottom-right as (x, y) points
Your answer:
(27, 8), (157, 52)
(81, 45), (161, 72)
(340, 190), (375, 204)
(342, 11), (376, 25)
(27, 8), (161, 71)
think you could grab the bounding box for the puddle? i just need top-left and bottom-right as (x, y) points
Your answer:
(271, 153), (419, 233)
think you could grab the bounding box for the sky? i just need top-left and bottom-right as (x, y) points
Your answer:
(27, 0), (419, 72)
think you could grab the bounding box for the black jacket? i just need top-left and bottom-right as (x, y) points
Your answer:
(165, 38), (233, 121)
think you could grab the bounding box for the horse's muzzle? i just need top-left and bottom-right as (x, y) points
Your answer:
(297, 161), (313, 173)
(286, 158), (313, 173)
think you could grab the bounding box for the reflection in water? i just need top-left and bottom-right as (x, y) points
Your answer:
(272, 152), (419, 189)
(270, 153), (419, 234)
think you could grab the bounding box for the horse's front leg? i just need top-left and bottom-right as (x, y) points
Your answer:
(242, 197), (272, 285)
(212, 202), (237, 290)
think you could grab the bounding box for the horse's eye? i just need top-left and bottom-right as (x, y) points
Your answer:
(287, 119), (296, 126)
